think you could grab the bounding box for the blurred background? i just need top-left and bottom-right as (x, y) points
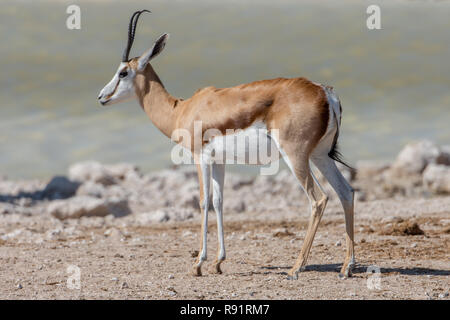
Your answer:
(1, 0), (449, 178)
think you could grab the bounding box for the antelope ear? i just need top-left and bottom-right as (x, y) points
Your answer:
(137, 33), (169, 71)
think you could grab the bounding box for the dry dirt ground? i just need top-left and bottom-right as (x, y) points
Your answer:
(0, 197), (449, 300)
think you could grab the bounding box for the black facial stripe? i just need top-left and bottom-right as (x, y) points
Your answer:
(105, 78), (121, 100)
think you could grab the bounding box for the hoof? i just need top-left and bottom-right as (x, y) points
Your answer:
(211, 261), (223, 274)
(340, 263), (354, 279)
(286, 270), (299, 280)
(287, 265), (305, 280)
(191, 265), (202, 277)
(339, 268), (353, 279)
(338, 273), (347, 280)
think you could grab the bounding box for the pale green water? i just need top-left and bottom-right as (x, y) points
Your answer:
(1, 0), (449, 178)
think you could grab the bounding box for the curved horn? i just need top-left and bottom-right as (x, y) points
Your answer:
(122, 11), (140, 62)
(122, 10), (151, 62)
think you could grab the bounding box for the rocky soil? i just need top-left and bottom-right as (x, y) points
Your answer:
(0, 139), (449, 299)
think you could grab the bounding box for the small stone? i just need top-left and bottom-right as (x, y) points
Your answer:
(168, 274), (174, 279)
(167, 286), (177, 296)
(411, 243), (418, 248)
(182, 230), (193, 237)
(111, 277), (119, 282)
(104, 228), (125, 241)
(121, 281), (129, 289)
(335, 240), (342, 247)
(17, 284), (23, 289)
(190, 250), (199, 258)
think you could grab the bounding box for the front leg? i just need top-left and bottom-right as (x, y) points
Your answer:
(211, 163), (225, 274)
(192, 159), (211, 276)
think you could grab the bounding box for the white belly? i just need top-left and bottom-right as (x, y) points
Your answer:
(203, 122), (280, 165)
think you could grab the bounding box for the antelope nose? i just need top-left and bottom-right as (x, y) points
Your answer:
(98, 93), (103, 100)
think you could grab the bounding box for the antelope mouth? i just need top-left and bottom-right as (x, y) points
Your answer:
(100, 98), (111, 106)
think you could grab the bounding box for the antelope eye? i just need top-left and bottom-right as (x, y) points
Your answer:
(119, 71), (128, 78)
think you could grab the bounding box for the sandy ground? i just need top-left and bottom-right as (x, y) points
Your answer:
(0, 196), (449, 300)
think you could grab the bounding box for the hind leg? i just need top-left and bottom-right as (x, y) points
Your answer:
(312, 154), (355, 278)
(277, 142), (328, 279)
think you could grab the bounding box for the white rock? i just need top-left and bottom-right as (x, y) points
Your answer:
(104, 163), (141, 181)
(45, 228), (63, 240)
(68, 161), (116, 186)
(169, 208), (195, 221)
(1, 228), (24, 241)
(105, 185), (128, 200)
(355, 160), (390, 179)
(47, 196), (130, 219)
(104, 228), (125, 241)
(136, 211), (169, 224)
(182, 230), (193, 237)
(136, 208), (194, 224)
(392, 140), (440, 174)
(76, 181), (106, 198)
(423, 164), (450, 194)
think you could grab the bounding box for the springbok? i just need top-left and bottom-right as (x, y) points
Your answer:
(98, 10), (355, 279)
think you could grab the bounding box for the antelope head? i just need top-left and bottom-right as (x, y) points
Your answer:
(98, 10), (169, 106)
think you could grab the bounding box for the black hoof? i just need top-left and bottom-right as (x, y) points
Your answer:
(338, 273), (348, 280)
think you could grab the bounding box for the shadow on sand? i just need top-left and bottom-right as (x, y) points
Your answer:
(259, 263), (450, 276)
